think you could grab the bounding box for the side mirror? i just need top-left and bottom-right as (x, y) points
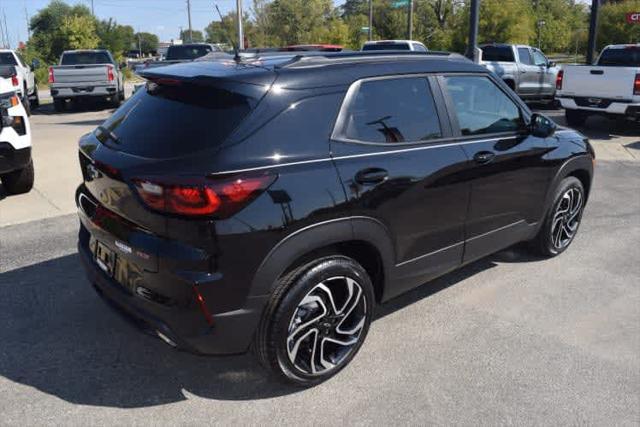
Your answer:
(530, 113), (557, 138)
(31, 59), (40, 70)
(548, 61), (556, 68)
(119, 62), (127, 69)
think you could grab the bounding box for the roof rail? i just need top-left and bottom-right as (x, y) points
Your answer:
(273, 50), (455, 69)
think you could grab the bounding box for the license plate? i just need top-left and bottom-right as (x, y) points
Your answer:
(95, 241), (116, 277)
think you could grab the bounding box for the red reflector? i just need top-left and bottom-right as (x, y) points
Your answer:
(11, 74), (18, 87)
(48, 67), (54, 84)
(193, 286), (214, 326)
(634, 74), (640, 96)
(556, 70), (564, 90)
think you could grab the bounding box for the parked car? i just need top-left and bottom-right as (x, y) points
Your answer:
(0, 78), (33, 194)
(0, 49), (39, 113)
(557, 44), (640, 126)
(480, 44), (559, 103)
(76, 51), (594, 386)
(49, 49), (125, 112)
(362, 40), (428, 52)
(136, 43), (222, 71)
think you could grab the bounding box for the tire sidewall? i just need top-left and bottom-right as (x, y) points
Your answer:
(269, 256), (375, 386)
(540, 177), (585, 256)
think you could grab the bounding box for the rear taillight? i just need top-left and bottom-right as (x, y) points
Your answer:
(48, 67), (54, 84)
(11, 74), (18, 87)
(132, 174), (276, 218)
(107, 65), (115, 81)
(556, 70), (564, 90)
(634, 73), (640, 96)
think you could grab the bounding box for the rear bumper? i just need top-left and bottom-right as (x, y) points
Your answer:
(558, 97), (639, 117)
(51, 84), (118, 99)
(78, 225), (268, 355)
(0, 143), (30, 174)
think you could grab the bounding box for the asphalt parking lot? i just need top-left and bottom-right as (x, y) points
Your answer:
(0, 97), (638, 424)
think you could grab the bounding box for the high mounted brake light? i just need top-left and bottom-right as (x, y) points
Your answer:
(132, 173), (276, 218)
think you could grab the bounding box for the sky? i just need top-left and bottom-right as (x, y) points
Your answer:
(0, 0), (346, 49)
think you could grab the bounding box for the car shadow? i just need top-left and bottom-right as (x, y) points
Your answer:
(539, 108), (640, 140)
(31, 101), (117, 116)
(0, 245), (535, 408)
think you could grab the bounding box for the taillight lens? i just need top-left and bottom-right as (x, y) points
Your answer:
(133, 174), (276, 218)
(556, 70), (564, 90)
(48, 67), (54, 84)
(107, 65), (115, 81)
(634, 73), (640, 96)
(11, 74), (18, 87)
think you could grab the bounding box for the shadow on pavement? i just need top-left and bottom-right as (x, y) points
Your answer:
(0, 245), (533, 408)
(31, 100), (116, 117)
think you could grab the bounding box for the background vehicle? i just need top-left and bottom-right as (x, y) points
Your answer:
(557, 44), (640, 126)
(480, 44), (559, 102)
(362, 40), (428, 52)
(49, 49), (125, 112)
(76, 51), (593, 387)
(136, 43), (221, 71)
(0, 49), (39, 113)
(0, 79), (33, 195)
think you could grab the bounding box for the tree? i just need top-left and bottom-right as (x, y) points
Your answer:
(58, 15), (100, 50)
(179, 29), (205, 43)
(598, 0), (640, 50)
(265, 0), (335, 45)
(134, 32), (159, 55)
(96, 19), (135, 60)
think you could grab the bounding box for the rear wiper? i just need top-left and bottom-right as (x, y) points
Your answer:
(95, 125), (121, 144)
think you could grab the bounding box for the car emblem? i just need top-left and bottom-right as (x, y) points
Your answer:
(86, 163), (101, 180)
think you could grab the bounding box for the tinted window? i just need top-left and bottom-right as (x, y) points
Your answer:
(517, 48), (533, 65)
(597, 47), (640, 67)
(481, 46), (515, 62)
(61, 52), (112, 65)
(96, 82), (253, 158)
(532, 50), (547, 66)
(0, 53), (17, 66)
(362, 43), (411, 51)
(166, 45), (213, 60)
(444, 76), (524, 136)
(341, 78), (442, 143)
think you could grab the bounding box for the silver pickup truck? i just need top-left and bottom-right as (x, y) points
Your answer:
(480, 44), (559, 103)
(49, 50), (125, 112)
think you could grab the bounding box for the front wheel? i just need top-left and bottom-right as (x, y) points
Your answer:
(255, 256), (375, 387)
(530, 176), (585, 257)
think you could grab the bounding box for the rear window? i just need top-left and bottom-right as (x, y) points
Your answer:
(362, 43), (410, 51)
(0, 53), (17, 66)
(166, 45), (213, 60)
(481, 46), (515, 62)
(597, 47), (640, 67)
(95, 81), (253, 158)
(61, 52), (112, 65)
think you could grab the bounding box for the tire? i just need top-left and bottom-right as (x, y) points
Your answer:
(21, 87), (31, 116)
(30, 85), (40, 110)
(53, 98), (65, 112)
(119, 89), (125, 101)
(110, 93), (121, 108)
(565, 109), (586, 127)
(1, 159), (34, 195)
(530, 176), (585, 257)
(255, 255), (375, 387)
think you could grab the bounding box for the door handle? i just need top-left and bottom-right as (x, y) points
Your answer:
(355, 168), (388, 185)
(474, 151), (495, 164)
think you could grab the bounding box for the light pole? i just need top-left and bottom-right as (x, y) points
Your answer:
(537, 20), (546, 49)
(586, 0), (600, 64)
(368, 0), (373, 41)
(186, 0), (193, 42)
(237, 0), (244, 50)
(466, 0), (480, 61)
(407, 0), (413, 40)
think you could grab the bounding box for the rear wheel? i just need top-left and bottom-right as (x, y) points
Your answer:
(1, 159), (34, 195)
(255, 255), (374, 386)
(30, 85), (40, 110)
(565, 109), (586, 127)
(110, 93), (121, 108)
(21, 87), (31, 116)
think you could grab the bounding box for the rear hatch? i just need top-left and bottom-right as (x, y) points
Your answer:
(561, 65), (637, 101)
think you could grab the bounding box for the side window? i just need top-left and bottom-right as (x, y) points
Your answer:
(517, 48), (533, 65)
(15, 53), (26, 68)
(532, 50), (547, 66)
(340, 77), (442, 143)
(413, 43), (427, 52)
(443, 76), (524, 136)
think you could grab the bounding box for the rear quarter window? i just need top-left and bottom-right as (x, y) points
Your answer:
(482, 46), (515, 62)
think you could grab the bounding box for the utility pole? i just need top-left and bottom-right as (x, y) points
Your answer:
(25, 6), (30, 39)
(3, 11), (9, 49)
(466, 0), (480, 61)
(91, 0), (94, 16)
(368, 0), (373, 41)
(586, 0), (600, 64)
(236, 0), (244, 50)
(407, 0), (413, 40)
(186, 0), (193, 42)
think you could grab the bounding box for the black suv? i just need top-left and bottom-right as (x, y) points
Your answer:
(76, 51), (594, 386)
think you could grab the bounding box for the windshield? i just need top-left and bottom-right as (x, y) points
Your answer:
(481, 46), (515, 62)
(597, 47), (640, 67)
(362, 43), (410, 51)
(95, 81), (253, 158)
(0, 52), (17, 66)
(166, 45), (214, 60)
(61, 52), (112, 65)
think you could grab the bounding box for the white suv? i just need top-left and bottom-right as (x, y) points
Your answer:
(0, 79), (33, 194)
(361, 40), (428, 52)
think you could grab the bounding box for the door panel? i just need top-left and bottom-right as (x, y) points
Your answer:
(516, 47), (540, 96)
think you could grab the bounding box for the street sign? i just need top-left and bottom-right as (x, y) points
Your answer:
(626, 12), (640, 24)
(391, 0), (409, 8)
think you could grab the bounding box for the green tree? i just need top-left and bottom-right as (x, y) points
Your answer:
(179, 29), (205, 43)
(96, 19), (135, 61)
(598, 0), (640, 50)
(58, 15), (100, 50)
(265, 0), (335, 45)
(134, 32), (159, 55)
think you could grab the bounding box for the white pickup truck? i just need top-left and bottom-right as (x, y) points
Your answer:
(0, 49), (39, 114)
(557, 44), (640, 126)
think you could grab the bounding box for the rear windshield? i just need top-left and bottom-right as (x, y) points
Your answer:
(95, 81), (253, 158)
(362, 43), (410, 51)
(61, 52), (112, 65)
(166, 45), (214, 60)
(0, 52), (17, 66)
(481, 46), (515, 62)
(597, 47), (640, 67)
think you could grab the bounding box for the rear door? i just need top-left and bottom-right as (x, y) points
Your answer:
(532, 49), (555, 97)
(331, 75), (470, 298)
(438, 74), (552, 263)
(516, 47), (539, 96)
